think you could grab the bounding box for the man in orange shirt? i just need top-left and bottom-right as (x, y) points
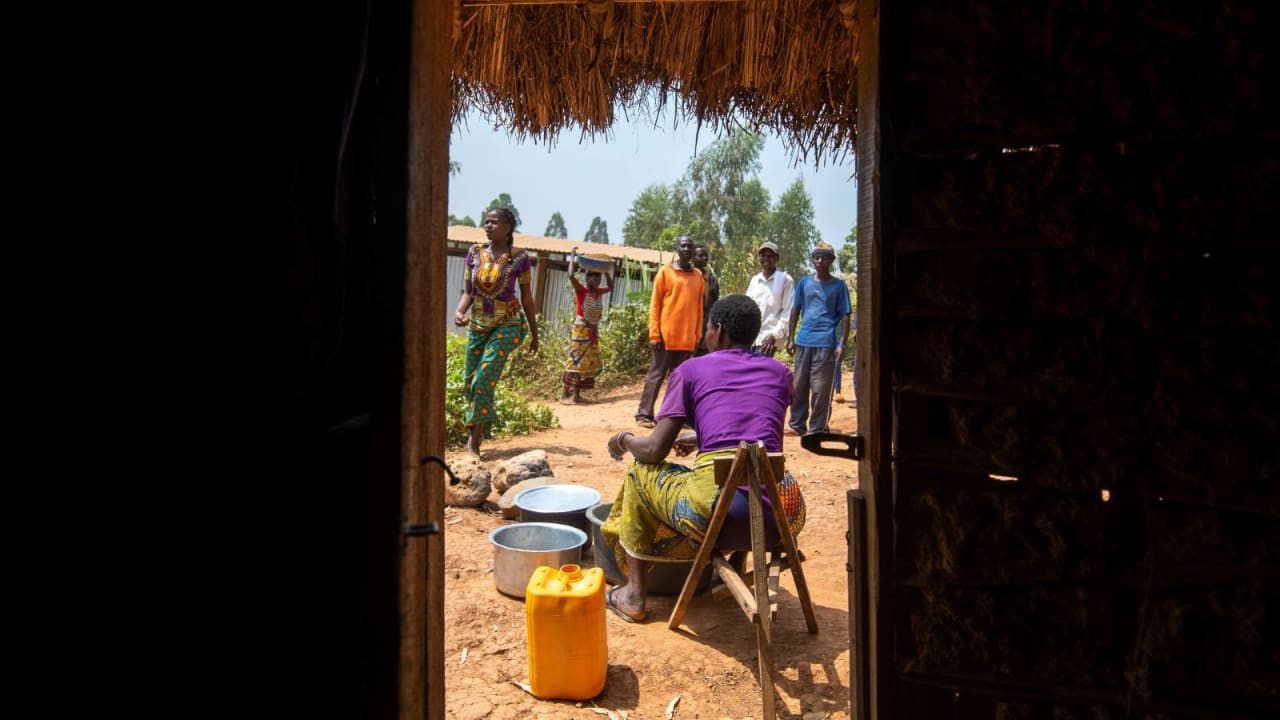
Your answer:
(635, 235), (706, 427)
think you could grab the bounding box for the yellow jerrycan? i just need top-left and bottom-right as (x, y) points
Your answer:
(525, 564), (607, 700)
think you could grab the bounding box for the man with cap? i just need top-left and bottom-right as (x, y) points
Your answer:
(785, 241), (852, 436)
(745, 240), (794, 357)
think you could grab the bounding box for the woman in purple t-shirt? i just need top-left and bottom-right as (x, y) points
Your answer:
(600, 295), (808, 623)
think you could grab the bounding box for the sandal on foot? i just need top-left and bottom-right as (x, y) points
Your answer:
(605, 587), (643, 624)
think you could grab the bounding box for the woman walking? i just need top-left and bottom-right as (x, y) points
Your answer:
(453, 207), (540, 457)
(561, 249), (612, 405)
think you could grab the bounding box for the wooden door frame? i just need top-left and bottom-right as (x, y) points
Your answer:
(403, 1), (452, 718)
(854, 0), (896, 718)
(408, 2), (889, 719)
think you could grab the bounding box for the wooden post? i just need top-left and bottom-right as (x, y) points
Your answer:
(403, 0), (451, 718)
(534, 254), (551, 320)
(855, 0), (898, 717)
(848, 489), (870, 720)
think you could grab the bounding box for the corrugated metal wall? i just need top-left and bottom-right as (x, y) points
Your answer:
(446, 252), (650, 335)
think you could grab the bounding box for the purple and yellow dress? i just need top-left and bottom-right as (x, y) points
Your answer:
(600, 348), (807, 575)
(463, 243), (532, 427)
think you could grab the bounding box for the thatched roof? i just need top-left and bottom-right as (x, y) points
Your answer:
(453, 0), (858, 163)
(447, 225), (668, 265)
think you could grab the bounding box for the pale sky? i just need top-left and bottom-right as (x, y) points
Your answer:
(448, 108), (858, 251)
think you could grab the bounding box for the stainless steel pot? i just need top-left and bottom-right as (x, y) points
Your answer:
(514, 484), (601, 548)
(489, 522), (588, 598)
(586, 502), (711, 595)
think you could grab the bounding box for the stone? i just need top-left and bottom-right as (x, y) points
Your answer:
(497, 475), (558, 519)
(492, 449), (553, 493)
(444, 454), (492, 507)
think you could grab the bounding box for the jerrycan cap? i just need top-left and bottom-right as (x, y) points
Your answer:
(558, 564), (582, 581)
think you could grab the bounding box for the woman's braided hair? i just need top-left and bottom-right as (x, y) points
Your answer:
(491, 207), (517, 244)
(708, 294), (762, 346)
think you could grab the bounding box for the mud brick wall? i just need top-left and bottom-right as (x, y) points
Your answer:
(884, 1), (1278, 716)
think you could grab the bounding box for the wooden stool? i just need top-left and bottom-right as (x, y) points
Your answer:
(667, 441), (817, 720)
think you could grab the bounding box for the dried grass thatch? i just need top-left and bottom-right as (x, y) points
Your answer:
(452, 0), (858, 163)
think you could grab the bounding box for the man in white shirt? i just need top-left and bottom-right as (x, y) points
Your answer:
(745, 241), (794, 357)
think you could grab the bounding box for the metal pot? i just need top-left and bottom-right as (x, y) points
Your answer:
(574, 254), (615, 274)
(585, 502), (711, 595)
(514, 484), (601, 548)
(489, 522), (588, 598)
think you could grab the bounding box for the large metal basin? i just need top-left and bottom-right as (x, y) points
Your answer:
(489, 522), (588, 598)
(514, 484), (601, 548)
(574, 254), (614, 274)
(585, 502), (711, 595)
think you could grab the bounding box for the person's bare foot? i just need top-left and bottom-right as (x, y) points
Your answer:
(560, 397), (576, 406)
(606, 587), (646, 623)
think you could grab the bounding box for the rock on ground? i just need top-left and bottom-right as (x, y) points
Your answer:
(496, 475), (559, 519)
(444, 454), (491, 507)
(492, 449), (553, 493)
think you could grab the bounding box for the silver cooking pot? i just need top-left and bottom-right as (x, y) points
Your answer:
(489, 522), (588, 598)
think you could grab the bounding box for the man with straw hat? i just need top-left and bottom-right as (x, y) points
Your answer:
(784, 241), (852, 436)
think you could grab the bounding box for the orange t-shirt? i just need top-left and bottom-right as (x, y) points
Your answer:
(648, 262), (706, 351)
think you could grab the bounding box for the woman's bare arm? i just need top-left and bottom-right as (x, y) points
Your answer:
(519, 280), (540, 353)
(454, 271), (474, 326)
(609, 417), (683, 464)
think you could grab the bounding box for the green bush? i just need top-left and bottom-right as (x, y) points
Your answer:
(501, 311), (573, 399)
(445, 333), (559, 447)
(600, 296), (653, 376)
(503, 294), (654, 398)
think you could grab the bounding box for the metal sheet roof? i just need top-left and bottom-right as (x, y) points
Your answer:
(447, 225), (667, 266)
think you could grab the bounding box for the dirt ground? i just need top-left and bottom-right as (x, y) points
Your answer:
(443, 369), (861, 720)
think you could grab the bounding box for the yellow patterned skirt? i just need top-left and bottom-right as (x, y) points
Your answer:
(600, 448), (806, 580)
(562, 317), (601, 390)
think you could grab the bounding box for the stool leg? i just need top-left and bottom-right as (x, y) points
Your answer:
(757, 446), (819, 634)
(746, 446), (777, 720)
(668, 444), (748, 630)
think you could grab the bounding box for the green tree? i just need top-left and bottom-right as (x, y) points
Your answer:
(674, 130), (765, 252)
(584, 216), (609, 244)
(483, 194), (521, 228)
(622, 184), (675, 248)
(767, 177), (821, 281)
(448, 214), (476, 227)
(719, 179), (773, 293)
(544, 212), (569, 239)
(836, 223), (858, 276)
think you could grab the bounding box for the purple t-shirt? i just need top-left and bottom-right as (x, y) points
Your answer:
(656, 348), (794, 452)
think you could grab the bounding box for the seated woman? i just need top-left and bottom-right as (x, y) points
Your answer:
(600, 294), (807, 623)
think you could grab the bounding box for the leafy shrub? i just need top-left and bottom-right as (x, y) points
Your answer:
(445, 333), (559, 447)
(600, 296), (653, 376)
(503, 294), (654, 399)
(499, 308), (596, 400)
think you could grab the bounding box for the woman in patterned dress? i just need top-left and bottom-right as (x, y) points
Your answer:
(560, 249), (613, 405)
(600, 295), (806, 623)
(453, 208), (540, 457)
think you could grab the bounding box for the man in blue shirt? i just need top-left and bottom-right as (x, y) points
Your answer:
(784, 242), (852, 436)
